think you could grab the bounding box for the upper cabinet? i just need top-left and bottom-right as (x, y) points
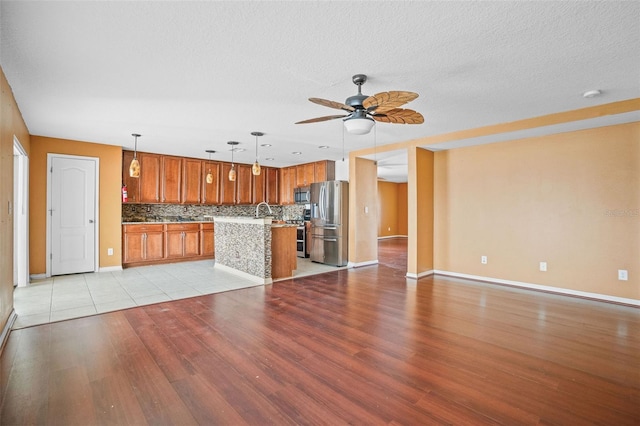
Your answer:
(265, 167), (279, 205)
(123, 151), (334, 206)
(279, 166), (296, 205)
(253, 168), (266, 204)
(139, 153), (162, 203)
(314, 160), (335, 182)
(202, 161), (220, 205)
(161, 155), (183, 203)
(235, 164), (253, 205)
(296, 163), (315, 187)
(182, 158), (202, 204)
(220, 163), (236, 205)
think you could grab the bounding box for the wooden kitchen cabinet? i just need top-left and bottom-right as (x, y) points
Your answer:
(161, 155), (182, 203)
(236, 164), (253, 204)
(123, 224), (165, 264)
(220, 163), (236, 204)
(202, 161), (220, 205)
(122, 151), (141, 203)
(165, 223), (200, 259)
(182, 158), (202, 204)
(200, 223), (215, 258)
(296, 163), (315, 187)
(279, 166), (296, 205)
(314, 160), (335, 182)
(253, 169), (266, 204)
(139, 153), (162, 203)
(265, 167), (279, 205)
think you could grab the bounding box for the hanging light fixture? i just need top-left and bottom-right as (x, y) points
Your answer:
(205, 149), (216, 184)
(251, 131), (263, 175)
(129, 133), (141, 178)
(227, 141), (239, 181)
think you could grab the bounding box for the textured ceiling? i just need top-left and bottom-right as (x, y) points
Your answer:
(1, 1), (639, 182)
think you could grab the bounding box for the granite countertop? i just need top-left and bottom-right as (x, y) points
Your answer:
(122, 220), (213, 224)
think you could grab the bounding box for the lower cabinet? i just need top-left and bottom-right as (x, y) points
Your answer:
(201, 223), (215, 257)
(123, 222), (214, 267)
(165, 223), (201, 259)
(123, 224), (165, 263)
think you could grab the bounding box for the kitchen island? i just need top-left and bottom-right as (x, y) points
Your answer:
(213, 217), (297, 284)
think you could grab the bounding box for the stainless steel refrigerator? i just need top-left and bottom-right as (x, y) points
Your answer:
(310, 181), (349, 266)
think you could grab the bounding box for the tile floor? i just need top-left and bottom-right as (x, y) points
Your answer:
(13, 258), (344, 329)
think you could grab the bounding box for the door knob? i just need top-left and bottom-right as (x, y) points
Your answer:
(89, 219), (94, 223)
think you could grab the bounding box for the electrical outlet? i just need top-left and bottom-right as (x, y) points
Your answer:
(107, 248), (113, 256)
(618, 270), (628, 281)
(540, 262), (547, 272)
(481, 256), (487, 264)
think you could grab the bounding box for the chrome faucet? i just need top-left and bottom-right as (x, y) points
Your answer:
(255, 201), (273, 218)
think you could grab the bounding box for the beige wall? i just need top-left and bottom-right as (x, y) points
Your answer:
(377, 181), (399, 237)
(397, 183), (408, 235)
(349, 156), (378, 264)
(407, 147), (434, 275)
(377, 181), (408, 237)
(29, 136), (123, 274)
(434, 122), (639, 300)
(0, 66), (30, 335)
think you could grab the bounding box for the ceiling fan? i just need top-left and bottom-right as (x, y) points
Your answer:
(296, 74), (424, 135)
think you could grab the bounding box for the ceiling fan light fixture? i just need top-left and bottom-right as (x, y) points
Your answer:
(129, 133), (141, 178)
(344, 116), (375, 135)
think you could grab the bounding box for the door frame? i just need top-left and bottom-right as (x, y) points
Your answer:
(46, 153), (100, 277)
(13, 137), (29, 287)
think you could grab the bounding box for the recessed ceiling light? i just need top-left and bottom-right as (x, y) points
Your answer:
(318, 145), (330, 149)
(230, 148), (245, 152)
(261, 143), (272, 147)
(265, 157), (275, 161)
(583, 89), (602, 98)
(292, 151), (302, 155)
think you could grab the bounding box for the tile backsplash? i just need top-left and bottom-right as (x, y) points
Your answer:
(122, 203), (305, 222)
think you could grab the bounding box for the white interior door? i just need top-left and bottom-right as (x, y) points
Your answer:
(49, 155), (97, 276)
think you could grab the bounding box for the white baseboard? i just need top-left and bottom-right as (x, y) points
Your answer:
(434, 270), (640, 307)
(29, 273), (47, 281)
(1, 310), (17, 354)
(348, 260), (379, 268)
(406, 270), (435, 279)
(214, 263), (273, 285)
(99, 266), (123, 273)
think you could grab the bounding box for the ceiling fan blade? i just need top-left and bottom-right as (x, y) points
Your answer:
(309, 98), (355, 112)
(295, 114), (347, 124)
(363, 91), (419, 111)
(372, 108), (424, 124)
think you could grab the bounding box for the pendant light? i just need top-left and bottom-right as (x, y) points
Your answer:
(251, 131), (263, 175)
(129, 133), (141, 177)
(205, 149), (216, 184)
(227, 141), (239, 181)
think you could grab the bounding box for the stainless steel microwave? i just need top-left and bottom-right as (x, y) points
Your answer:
(294, 186), (310, 204)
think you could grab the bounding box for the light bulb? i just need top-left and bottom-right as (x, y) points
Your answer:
(228, 165), (236, 181)
(252, 161), (261, 175)
(206, 170), (213, 184)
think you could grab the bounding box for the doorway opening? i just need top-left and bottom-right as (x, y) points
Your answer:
(13, 137), (29, 287)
